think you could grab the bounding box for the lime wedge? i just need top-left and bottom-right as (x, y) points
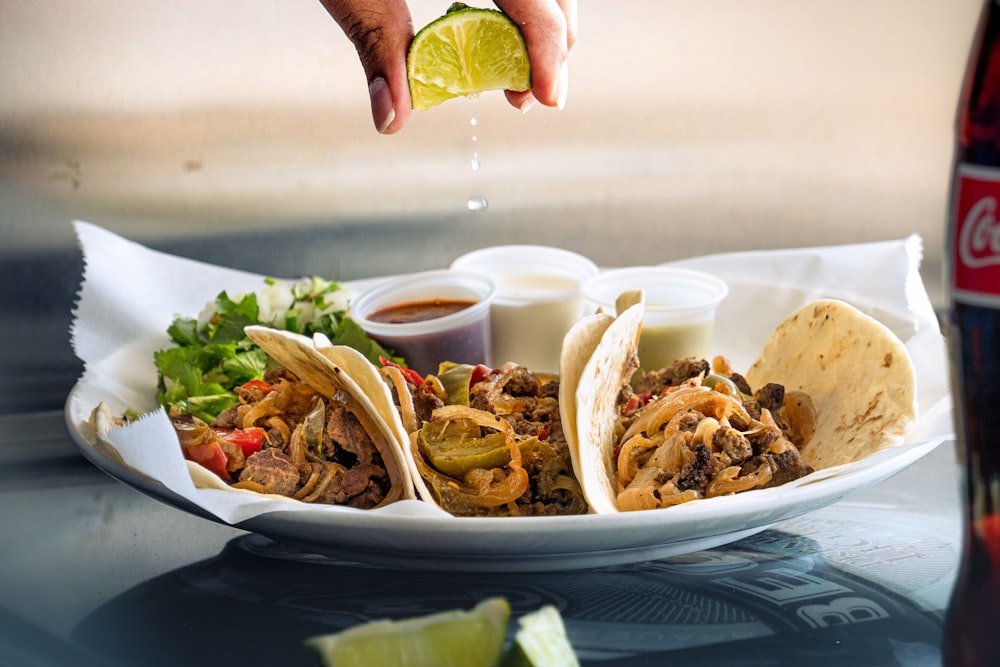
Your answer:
(501, 605), (579, 667)
(407, 2), (531, 111)
(306, 597), (511, 667)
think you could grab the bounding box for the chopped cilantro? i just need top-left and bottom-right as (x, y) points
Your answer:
(154, 276), (402, 422)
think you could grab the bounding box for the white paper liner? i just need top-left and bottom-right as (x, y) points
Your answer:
(67, 221), (953, 526)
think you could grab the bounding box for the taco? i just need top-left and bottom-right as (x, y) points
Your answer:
(568, 297), (917, 514)
(321, 346), (590, 517)
(97, 325), (417, 508)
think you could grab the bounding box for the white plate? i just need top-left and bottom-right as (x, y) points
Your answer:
(66, 226), (954, 571)
(65, 387), (947, 572)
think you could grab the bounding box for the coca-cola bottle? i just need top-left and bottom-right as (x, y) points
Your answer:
(944, 1), (1000, 665)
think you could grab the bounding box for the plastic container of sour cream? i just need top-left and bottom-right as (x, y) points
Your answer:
(450, 245), (599, 373)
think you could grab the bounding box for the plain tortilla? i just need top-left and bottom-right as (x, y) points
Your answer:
(311, 333), (410, 449)
(243, 326), (416, 501)
(744, 299), (917, 470)
(571, 301), (644, 514)
(559, 311), (614, 485)
(559, 289), (644, 511)
(311, 334), (434, 504)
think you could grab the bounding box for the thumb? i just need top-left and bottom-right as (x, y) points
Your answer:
(319, 0), (414, 134)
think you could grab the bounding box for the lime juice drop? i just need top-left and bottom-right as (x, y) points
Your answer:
(467, 112), (487, 212)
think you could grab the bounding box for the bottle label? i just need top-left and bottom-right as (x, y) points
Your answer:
(952, 163), (1000, 306)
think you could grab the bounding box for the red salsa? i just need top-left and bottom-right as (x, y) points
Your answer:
(368, 299), (476, 324)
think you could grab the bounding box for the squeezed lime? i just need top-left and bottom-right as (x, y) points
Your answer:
(407, 2), (530, 110)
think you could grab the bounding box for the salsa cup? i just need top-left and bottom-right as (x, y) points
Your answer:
(349, 270), (496, 377)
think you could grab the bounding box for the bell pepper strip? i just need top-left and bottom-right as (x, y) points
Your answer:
(468, 364), (493, 388)
(239, 379), (275, 394)
(621, 392), (652, 417)
(379, 356), (423, 386)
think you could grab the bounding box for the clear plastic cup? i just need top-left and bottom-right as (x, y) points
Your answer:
(349, 270), (496, 377)
(581, 266), (729, 372)
(450, 245), (599, 372)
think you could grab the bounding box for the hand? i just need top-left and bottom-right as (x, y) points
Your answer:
(319, 0), (577, 134)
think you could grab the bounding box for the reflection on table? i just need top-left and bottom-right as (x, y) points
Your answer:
(73, 508), (952, 667)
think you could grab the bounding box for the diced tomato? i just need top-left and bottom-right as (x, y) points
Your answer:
(622, 393), (652, 416)
(469, 364), (493, 387)
(240, 379), (275, 394)
(184, 442), (230, 481)
(537, 426), (549, 442)
(215, 427), (266, 458)
(379, 356), (423, 386)
(621, 395), (640, 416)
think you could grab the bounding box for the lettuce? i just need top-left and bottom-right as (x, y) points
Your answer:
(154, 277), (401, 422)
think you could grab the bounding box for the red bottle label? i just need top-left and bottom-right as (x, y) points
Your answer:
(952, 163), (1000, 304)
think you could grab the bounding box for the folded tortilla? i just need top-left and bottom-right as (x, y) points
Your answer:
(566, 297), (918, 513)
(243, 326), (416, 503)
(313, 339), (590, 516)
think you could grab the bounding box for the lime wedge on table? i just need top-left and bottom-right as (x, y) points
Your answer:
(306, 597), (510, 667)
(502, 605), (580, 667)
(407, 2), (531, 111)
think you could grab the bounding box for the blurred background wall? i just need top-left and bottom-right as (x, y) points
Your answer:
(0, 0), (982, 410)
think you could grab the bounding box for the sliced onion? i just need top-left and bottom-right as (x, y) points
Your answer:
(382, 365), (418, 434)
(616, 433), (661, 489)
(469, 362), (520, 407)
(622, 382), (749, 442)
(240, 379), (292, 428)
(617, 466), (664, 511)
(413, 404), (529, 512)
(705, 461), (773, 497)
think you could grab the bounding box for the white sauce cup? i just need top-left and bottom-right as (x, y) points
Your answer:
(450, 245), (599, 372)
(581, 266), (729, 372)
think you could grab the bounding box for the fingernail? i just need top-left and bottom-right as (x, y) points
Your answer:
(519, 94), (536, 114)
(556, 61), (569, 110)
(369, 77), (396, 134)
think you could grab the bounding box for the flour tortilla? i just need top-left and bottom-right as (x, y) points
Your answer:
(559, 289), (644, 487)
(311, 333), (412, 451)
(559, 311), (614, 486)
(310, 334), (433, 503)
(568, 300), (644, 515)
(744, 299), (917, 470)
(243, 326), (416, 501)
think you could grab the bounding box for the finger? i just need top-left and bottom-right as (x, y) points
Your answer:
(555, 0), (578, 52)
(504, 89), (537, 113)
(319, 0), (413, 133)
(495, 0), (575, 109)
